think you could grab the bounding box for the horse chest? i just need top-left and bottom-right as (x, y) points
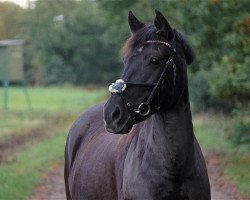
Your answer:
(122, 137), (179, 199)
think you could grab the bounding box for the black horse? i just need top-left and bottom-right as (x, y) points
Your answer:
(64, 10), (211, 200)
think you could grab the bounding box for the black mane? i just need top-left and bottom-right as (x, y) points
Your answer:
(174, 29), (196, 64)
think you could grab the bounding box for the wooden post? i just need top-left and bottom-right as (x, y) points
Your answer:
(3, 80), (9, 111)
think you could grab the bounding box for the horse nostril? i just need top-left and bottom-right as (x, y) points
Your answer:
(111, 106), (121, 120)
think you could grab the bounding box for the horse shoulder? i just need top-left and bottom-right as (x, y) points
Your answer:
(65, 102), (105, 167)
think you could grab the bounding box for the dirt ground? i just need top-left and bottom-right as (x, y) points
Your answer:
(28, 150), (250, 200)
(204, 150), (249, 200)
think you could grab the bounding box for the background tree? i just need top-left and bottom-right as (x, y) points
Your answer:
(0, 2), (24, 40)
(23, 0), (120, 85)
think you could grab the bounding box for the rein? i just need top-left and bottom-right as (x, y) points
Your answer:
(109, 39), (176, 117)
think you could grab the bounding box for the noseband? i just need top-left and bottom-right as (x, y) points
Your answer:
(109, 39), (176, 117)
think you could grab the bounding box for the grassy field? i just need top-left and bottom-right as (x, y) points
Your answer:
(0, 130), (67, 199)
(0, 86), (106, 141)
(194, 114), (250, 196)
(0, 86), (106, 111)
(0, 86), (107, 200)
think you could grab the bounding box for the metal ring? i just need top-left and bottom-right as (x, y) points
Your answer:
(136, 103), (150, 116)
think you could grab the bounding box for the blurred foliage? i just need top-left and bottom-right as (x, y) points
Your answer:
(22, 0), (120, 85)
(0, 0), (249, 114)
(0, 2), (24, 40)
(233, 120), (250, 145)
(230, 110), (250, 145)
(180, 0), (250, 112)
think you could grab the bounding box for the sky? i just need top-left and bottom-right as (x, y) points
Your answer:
(0, 0), (29, 8)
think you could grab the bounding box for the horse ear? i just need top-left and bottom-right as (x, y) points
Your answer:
(128, 11), (145, 34)
(154, 10), (174, 42)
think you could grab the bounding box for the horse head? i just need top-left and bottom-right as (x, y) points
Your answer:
(104, 10), (195, 134)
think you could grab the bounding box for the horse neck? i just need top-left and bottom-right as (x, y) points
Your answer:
(139, 87), (195, 173)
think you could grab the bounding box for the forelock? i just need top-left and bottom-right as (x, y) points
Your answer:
(121, 24), (158, 59)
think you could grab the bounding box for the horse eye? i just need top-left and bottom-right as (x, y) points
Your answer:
(150, 57), (161, 65)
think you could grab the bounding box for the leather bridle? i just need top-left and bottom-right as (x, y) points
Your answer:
(109, 38), (176, 117)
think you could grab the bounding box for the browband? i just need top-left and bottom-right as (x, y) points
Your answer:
(144, 40), (171, 48)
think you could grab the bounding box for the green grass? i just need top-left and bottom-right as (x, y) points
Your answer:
(0, 86), (107, 141)
(0, 111), (64, 141)
(193, 114), (250, 196)
(225, 156), (250, 196)
(194, 114), (233, 151)
(0, 130), (67, 200)
(0, 86), (106, 111)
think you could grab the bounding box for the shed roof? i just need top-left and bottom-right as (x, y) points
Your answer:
(0, 40), (24, 47)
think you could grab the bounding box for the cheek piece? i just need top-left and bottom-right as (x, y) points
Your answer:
(108, 39), (176, 118)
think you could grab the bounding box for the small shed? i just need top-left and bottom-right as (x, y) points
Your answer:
(0, 40), (32, 111)
(0, 39), (24, 81)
